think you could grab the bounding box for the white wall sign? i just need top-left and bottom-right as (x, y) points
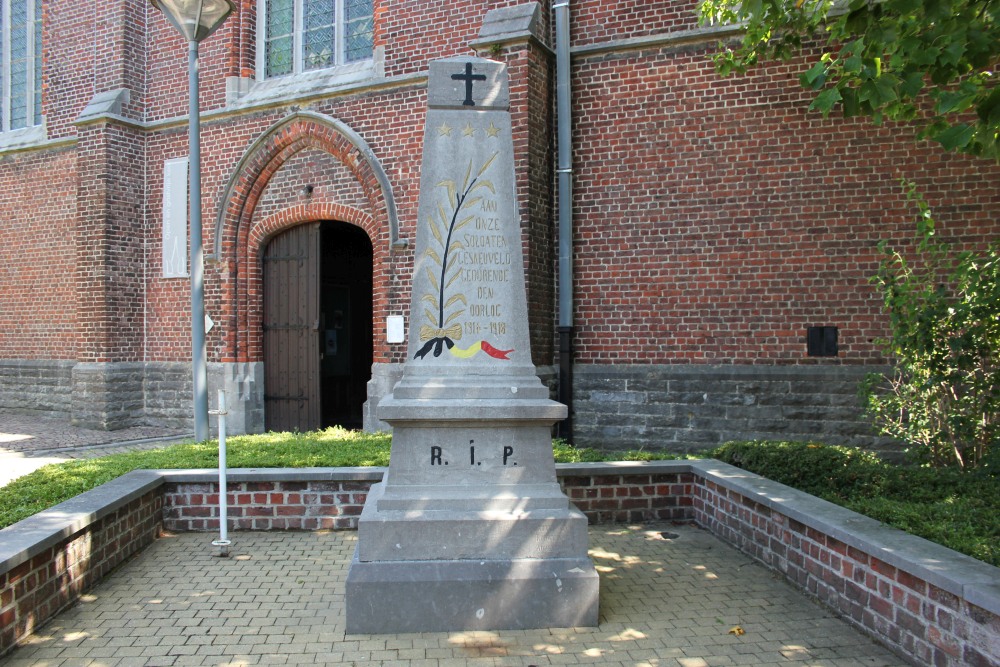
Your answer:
(162, 157), (189, 278)
(386, 315), (405, 344)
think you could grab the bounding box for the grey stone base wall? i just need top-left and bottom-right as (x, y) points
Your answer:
(209, 361), (265, 436)
(140, 361), (265, 435)
(1, 360), (264, 436)
(71, 362), (145, 430)
(0, 360), (74, 418)
(572, 364), (898, 456)
(141, 362), (192, 430)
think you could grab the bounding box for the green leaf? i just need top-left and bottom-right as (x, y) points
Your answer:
(810, 86), (843, 115)
(841, 87), (861, 116)
(800, 61), (828, 88)
(900, 71), (924, 98)
(933, 123), (975, 150)
(975, 86), (1000, 124)
(937, 89), (977, 115)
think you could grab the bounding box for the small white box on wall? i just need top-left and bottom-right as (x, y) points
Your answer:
(386, 316), (405, 344)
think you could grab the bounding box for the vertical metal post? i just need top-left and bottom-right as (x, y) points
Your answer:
(188, 39), (209, 442)
(210, 389), (231, 557)
(554, 0), (575, 441)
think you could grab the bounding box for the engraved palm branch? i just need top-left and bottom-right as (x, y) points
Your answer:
(416, 152), (498, 359)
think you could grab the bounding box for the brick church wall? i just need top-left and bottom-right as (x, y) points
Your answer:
(1, 0), (998, 448)
(562, 11), (1000, 449)
(0, 149), (78, 360)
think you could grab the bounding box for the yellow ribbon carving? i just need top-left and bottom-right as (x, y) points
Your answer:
(419, 324), (463, 342)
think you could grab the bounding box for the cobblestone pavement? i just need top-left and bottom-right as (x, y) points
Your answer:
(5, 524), (908, 667)
(0, 410), (191, 486)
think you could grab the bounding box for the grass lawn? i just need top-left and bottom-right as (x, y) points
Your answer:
(0, 430), (996, 568)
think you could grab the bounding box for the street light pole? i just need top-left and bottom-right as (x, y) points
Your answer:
(149, 0), (235, 442)
(188, 37), (208, 441)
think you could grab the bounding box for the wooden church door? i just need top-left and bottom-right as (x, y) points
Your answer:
(262, 221), (374, 433)
(263, 223), (322, 432)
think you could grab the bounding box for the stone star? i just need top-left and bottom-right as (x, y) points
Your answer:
(462, 123), (476, 137)
(485, 122), (501, 138)
(438, 122), (452, 137)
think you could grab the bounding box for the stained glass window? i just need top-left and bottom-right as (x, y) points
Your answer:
(1, 0), (42, 133)
(261, 0), (373, 79)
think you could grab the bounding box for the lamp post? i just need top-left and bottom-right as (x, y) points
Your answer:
(149, 0), (235, 441)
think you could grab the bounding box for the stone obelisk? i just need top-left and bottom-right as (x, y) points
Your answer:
(345, 56), (599, 633)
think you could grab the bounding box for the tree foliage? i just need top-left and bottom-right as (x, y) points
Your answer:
(860, 184), (1000, 470)
(698, 0), (1000, 159)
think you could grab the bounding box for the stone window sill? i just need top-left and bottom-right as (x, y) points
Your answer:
(228, 57), (382, 110)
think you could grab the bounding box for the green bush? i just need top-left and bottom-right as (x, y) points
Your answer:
(712, 440), (1000, 566)
(709, 440), (887, 500)
(860, 184), (1000, 470)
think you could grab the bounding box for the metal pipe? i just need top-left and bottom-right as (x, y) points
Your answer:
(554, 0), (575, 441)
(210, 389), (231, 557)
(188, 39), (209, 442)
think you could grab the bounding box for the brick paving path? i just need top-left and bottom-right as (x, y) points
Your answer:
(5, 525), (908, 666)
(0, 409), (191, 487)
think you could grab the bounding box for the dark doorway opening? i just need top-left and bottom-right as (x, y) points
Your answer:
(319, 221), (373, 429)
(263, 221), (373, 432)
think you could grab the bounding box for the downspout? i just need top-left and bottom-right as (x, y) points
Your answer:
(554, 0), (574, 441)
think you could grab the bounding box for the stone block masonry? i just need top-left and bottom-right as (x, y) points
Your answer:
(0, 360), (74, 417)
(573, 364), (900, 457)
(2, 463), (992, 664)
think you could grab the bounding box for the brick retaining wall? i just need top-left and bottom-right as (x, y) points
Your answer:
(0, 463), (996, 665)
(0, 473), (162, 652)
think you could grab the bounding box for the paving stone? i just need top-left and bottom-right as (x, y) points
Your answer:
(3, 525), (909, 666)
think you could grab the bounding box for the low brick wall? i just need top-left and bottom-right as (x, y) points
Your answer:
(0, 472), (162, 653)
(161, 469), (698, 531)
(163, 479), (373, 531)
(693, 472), (1000, 667)
(0, 462), (996, 666)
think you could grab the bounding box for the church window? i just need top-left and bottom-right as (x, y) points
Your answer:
(0, 0), (42, 132)
(260, 0), (374, 79)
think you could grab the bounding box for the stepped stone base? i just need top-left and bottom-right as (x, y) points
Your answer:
(345, 551), (599, 634)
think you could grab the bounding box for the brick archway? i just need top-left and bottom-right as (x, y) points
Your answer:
(214, 112), (394, 363)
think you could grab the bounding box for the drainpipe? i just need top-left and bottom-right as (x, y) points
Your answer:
(554, 0), (574, 441)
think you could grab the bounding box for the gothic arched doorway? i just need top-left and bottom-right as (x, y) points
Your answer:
(263, 221), (373, 432)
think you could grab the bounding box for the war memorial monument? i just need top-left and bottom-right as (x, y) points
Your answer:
(345, 56), (600, 633)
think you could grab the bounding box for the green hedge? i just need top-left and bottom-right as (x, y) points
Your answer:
(711, 440), (1000, 566)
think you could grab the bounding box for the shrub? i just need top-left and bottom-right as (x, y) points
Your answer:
(860, 183), (1000, 470)
(713, 440), (1000, 566)
(710, 440), (887, 500)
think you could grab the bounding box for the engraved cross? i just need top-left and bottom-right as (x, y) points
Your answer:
(452, 62), (487, 107)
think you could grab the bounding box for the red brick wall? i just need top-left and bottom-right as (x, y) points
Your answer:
(0, 149), (78, 359)
(75, 122), (148, 363)
(378, 0), (550, 79)
(0, 490), (162, 655)
(695, 478), (1000, 667)
(569, 0), (697, 47)
(43, 0), (98, 138)
(569, 43), (1000, 366)
(164, 480), (369, 531)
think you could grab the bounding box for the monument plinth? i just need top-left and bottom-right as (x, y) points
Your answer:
(345, 56), (599, 634)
